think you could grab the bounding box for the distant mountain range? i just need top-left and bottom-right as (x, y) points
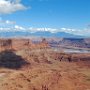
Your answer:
(47, 38), (90, 48)
(0, 31), (90, 48)
(0, 31), (84, 38)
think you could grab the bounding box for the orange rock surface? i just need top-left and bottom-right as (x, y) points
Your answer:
(0, 38), (90, 90)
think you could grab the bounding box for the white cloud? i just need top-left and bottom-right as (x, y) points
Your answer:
(0, 0), (27, 14)
(0, 20), (16, 24)
(60, 28), (90, 36)
(0, 25), (26, 32)
(28, 27), (90, 37)
(0, 27), (11, 32)
(28, 27), (58, 33)
(14, 25), (25, 31)
(6, 20), (15, 24)
(0, 24), (90, 37)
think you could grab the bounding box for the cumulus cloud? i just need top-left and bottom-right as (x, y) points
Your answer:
(0, 0), (27, 14)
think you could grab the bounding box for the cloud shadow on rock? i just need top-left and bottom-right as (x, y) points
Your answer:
(0, 50), (30, 69)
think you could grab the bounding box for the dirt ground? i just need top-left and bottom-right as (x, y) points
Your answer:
(0, 48), (90, 90)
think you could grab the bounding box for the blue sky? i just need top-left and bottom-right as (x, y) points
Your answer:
(0, 0), (90, 37)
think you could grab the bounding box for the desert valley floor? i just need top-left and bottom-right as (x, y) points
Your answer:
(0, 38), (90, 90)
